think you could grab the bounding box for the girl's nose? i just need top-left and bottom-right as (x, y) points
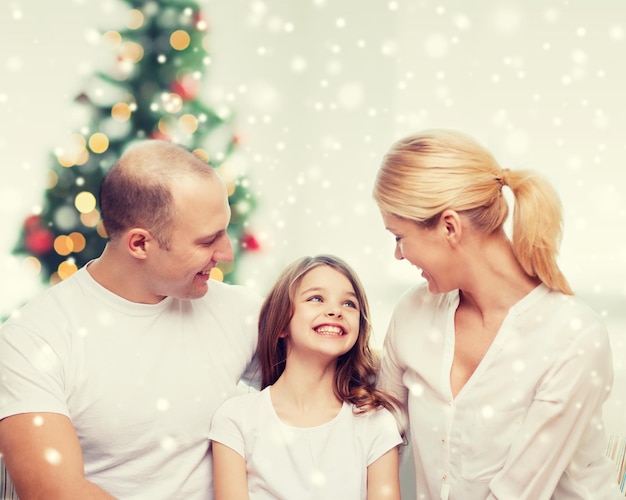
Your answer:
(326, 307), (342, 318)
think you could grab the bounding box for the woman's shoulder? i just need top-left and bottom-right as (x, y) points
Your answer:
(393, 282), (457, 316)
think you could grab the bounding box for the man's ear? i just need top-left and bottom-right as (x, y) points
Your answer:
(440, 209), (462, 246)
(126, 228), (154, 259)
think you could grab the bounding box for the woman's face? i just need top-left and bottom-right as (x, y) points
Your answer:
(381, 211), (455, 294)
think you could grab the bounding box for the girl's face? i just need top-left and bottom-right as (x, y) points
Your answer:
(381, 211), (454, 294)
(283, 265), (361, 361)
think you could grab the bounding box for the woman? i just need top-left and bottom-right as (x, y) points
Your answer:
(373, 129), (621, 499)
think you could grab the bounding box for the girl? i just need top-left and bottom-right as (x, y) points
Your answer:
(373, 128), (622, 499)
(210, 255), (403, 499)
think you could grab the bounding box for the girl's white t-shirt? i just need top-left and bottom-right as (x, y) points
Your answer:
(210, 386), (402, 500)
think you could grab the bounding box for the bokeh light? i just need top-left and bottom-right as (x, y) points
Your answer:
(119, 41), (144, 63)
(54, 235), (73, 256)
(209, 267), (224, 281)
(80, 209), (100, 228)
(192, 148), (209, 162)
(111, 102), (132, 122)
(75, 191), (97, 213)
(58, 260), (78, 280)
(68, 232), (87, 252)
(179, 114), (198, 134)
(102, 30), (122, 48)
(170, 30), (191, 50)
(88, 133), (109, 154)
(128, 9), (144, 29)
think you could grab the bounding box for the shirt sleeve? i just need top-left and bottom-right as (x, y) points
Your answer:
(209, 397), (246, 458)
(376, 311), (410, 421)
(0, 321), (69, 420)
(366, 408), (403, 466)
(488, 320), (616, 499)
(232, 287), (263, 391)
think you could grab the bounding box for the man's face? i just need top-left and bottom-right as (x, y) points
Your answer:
(146, 174), (233, 301)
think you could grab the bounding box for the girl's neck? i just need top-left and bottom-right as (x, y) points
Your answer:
(270, 359), (343, 427)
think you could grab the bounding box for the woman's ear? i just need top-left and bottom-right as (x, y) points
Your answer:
(126, 228), (153, 259)
(440, 209), (462, 246)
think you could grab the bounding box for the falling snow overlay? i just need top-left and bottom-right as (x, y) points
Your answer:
(1, 0), (625, 496)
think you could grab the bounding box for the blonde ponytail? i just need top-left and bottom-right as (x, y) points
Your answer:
(505, 170), (573, 295)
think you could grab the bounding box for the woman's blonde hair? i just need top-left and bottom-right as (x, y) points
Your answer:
(373, 129), (572, 295)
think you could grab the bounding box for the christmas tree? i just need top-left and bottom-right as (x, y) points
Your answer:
(14, 0), (258, 285)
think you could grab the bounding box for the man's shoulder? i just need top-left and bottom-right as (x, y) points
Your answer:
(3, 270), (86, 325)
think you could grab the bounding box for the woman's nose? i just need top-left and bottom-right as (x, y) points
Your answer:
(394, 242), (404, 261)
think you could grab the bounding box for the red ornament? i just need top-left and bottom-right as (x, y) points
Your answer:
(149, 130), (170, 141)
(194, 12), (210, 31)
(25, 228), (54, 255)
(170, 75), (200, 101)
(23, 214), (42, 231)
(241, 233), (261, 251)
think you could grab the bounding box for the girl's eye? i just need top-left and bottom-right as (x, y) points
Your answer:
(307, 295), (323, 303)
(343, 300), (357, 309)
(395, 236), (402, 243)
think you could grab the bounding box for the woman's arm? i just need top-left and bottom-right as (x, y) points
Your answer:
(367, 447), (401, 500)
(212, 441), (249, 500)
(488, 324), (619, 499)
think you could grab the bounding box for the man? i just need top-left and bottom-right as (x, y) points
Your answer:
(0, 140), (261, 499)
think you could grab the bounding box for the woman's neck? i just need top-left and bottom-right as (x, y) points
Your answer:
(458, 232), (540, 317)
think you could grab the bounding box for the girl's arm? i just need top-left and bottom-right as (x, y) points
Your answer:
(212, 442), (250, 500)
(367, 446), (401, 500)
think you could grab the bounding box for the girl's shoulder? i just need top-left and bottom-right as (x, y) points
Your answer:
(214, 387), (268, 417)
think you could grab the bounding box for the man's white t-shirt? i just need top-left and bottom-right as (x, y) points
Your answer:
(0, 265), (262, 499)
(210, 386), (403, 500)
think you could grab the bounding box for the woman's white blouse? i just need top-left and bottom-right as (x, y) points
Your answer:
(378, 283), (622, 499)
